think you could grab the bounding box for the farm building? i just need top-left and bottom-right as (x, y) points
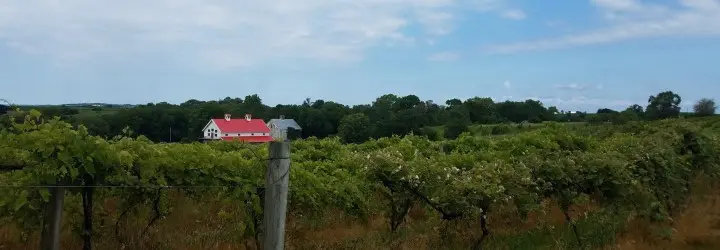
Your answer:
(267, 115), (302, 141)
(201, 114), (273, 143)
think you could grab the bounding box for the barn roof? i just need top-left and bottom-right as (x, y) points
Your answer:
(212, 118), (270, 133)
(267, 118), (302, 130)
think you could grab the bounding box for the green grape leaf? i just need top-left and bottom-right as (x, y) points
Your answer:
(14, 190), (29, 211)
(39, 189), (50, 202)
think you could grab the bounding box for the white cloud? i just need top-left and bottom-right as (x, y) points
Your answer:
(503, 80), (512, 88)
(554, 84), (590, 91)
(416, 9), (455, 35)
(484, 0), (720, 54)
(470, 0), (526, 20)
(471, 0), (506, 11)
(492, 95), (635, 110)
(491, 95), (514, 102)
(427, 51), (460, 61)
(501, 9), (526, 20)
(526, 95), (634, 107)
(0, 0), (522, 69)
(591, 0), (642, 11)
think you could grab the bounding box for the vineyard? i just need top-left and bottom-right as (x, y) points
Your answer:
(2, 109), (720, 249)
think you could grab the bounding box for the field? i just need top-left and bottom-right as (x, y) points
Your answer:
(1, 111), (720, 249)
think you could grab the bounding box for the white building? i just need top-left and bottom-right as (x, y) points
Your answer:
(201, 114), (273, 143)
(266, 115), (302, 141)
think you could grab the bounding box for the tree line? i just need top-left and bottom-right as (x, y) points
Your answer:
(0, 91), (716, 143)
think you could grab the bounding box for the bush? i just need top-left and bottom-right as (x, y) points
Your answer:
(445, 122), (468, 139)
(491, 124), (512, 135)
(415, 127), (442, 141)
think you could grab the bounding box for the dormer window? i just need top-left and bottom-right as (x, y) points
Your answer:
(244, 114), (252, 121)
(224, 114), (231, 121)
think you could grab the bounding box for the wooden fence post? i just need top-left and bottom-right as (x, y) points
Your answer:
(263, 141), (291, 250)
(40, 187), (65, 250)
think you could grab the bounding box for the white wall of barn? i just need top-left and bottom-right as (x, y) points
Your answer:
(202, 120), (221, 139)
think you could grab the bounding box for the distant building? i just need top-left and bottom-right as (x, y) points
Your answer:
(266, 115), (302, 141)
(201, 114), (273, 143)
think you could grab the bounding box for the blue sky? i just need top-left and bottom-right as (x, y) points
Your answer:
(1, 0), (719, 112)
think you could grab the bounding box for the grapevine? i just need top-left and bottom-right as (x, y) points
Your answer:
(0, 110), (719, 249)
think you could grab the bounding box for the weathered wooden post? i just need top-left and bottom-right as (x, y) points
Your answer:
(263, 141), (290, 250)
(40, 187), (65, 250)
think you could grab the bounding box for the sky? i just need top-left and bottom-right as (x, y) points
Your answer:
(1, 0), (719, 112)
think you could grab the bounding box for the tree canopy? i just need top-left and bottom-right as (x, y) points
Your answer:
(646, 91), (682, 120)
(693, 98), (717, 117)
(1, 91), (714, 144)
(338, 113), (372, 144)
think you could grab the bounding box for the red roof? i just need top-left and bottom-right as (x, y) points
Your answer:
(212, 118), (270, 133)
(221, 136), (274, 143)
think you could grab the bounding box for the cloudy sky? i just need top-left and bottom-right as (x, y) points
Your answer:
(1, 0), (719, 111)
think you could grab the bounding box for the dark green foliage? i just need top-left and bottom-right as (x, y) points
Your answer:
(0, 90), (685, 143)
(444, 106), (470, 139)
(415, 127), (442, 141)
(286, 127), (302, 140)
(36, 106), (79, 119)
(693, 98), (716, 117)
(596, 108), (617, 114)
(646, 91), (682, 120)
(2, 110), (720, 249)
(338, 113), (372, 144)
(491, 124), (512, 135)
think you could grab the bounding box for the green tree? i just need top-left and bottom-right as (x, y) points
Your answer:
(546, 106), (559, 121)
(597, 108), (618, 114)
(22, 92), (603, 142)
(444, 106), (470, 139)
(445, 98), (462, 107)
(624, 104), (644, 118)
(243, 94), (266, 118)
(693, 98), (716, 117)
(299, 108), (333, 138)
(317, 101), (350, 135)
(369, 94), (399, 138)
(646, 91), (682, 120)
(414, 127), (442, 141)
(588, 114), (608, 125)
(337, 113), (372, 144)
(464, 97), (496, 124)
(286, 127), (302, 140)
(609, 112), (636, 125)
